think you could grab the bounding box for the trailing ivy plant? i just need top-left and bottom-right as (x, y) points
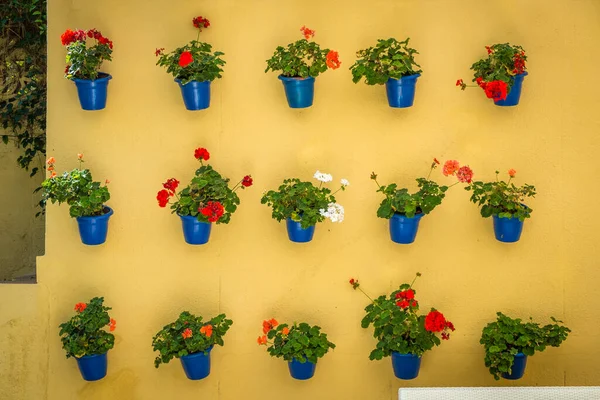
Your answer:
(350, 38), (422, 85)
(152, 312), (233, 368)
(59, 297), (116, 359)
(465, 169), (536, 221)
(265, 26), (341, 78)
(41, 154), (110, 217)
(371, 159), (473, 219)
(480, 312), (570, 380)
(257, 319), (336, 364)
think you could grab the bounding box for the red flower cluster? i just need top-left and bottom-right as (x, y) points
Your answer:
(61, 29), (113, 49)
(326, 50), (341, 70)
(179, 51), (193, 67)
(74, 302), (87, 313)
(476, 78), (508, 101)
(443, 160), (460, 176)
(424, 310), (455, 340)
(163, 178), (179, 193)
(193, 16), (210, 29)
(257, 335), (268, 345)
(349, 278), (360, 290)
(513, 51), (526, 74)
(194, 147), (210, 161)
(109, 318), (117, 332)
(155, 47), (165, 57)
(395, 289), (417, 309)
(200, 324), (213, 338)
(456, 165), (474, 183)
(300, 25), (315, 40)
(262, 318), (278, 334)
(200, 201), (224, 222)
(157, 189), (171, 208)
(182, 328), (193, 339)
(485, 45), (493, 55)
(242, 175), (253, 188)
(87, 29), (113, 49)
(508, 168), (517, 178)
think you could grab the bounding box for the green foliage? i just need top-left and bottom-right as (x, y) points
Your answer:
(480, 312), (570, 380)
(265, 322), (335, 364)
(350, 38), (422, 85)
(265, 37), (332, 78)
(65, 38), (112, 80)
(41, 158), (110, 218)
(470, 43), (527, 90)
(171, 164), (243, 225)
(156, 41), (225, 84)
(465, 171), (536, 221)
(261, 177), (345, 229)
(374, 177), (448, 219)
(0, 0), (47, 177)
(59, 297), (115, 359)
(151, 312), (233, 368)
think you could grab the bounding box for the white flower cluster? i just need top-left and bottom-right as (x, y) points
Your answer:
(319, 203), (345, 223)
(340, 178), (350, 186)
(314, 170), (333, 183)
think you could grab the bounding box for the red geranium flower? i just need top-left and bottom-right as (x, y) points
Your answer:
(257, 335), (268, 345)
(109, 318), (116, 332)
(194, 147), (210, 161)
(508, 169), (517, 178)
(74, 303), (87, 313)
(61, 29), (86, 46)
(483, 80), (508, 101)
(456, 166), (474, 183)
(193, 16), (210, 29)
(262, 318), (279, 334)
(200, 201), (224, 223)
(485, 45), (493, 55)
(182, 328), (193, 339)
(443, 160), (460, 176)
(200, 324), (213, 338)
(396, 300), (410, 309)
(155, 47), (165, 57)
(157, 189), (171, 207)
(163, 178), (179, 193)
(300, 25), (315, 40)
(326, 50), (341, 70)
(179, 51), (193, 67)
(242, 175), (253, 187)
(424, 310), (447, 333)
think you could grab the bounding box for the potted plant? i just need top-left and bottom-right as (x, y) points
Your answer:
(257, 319), (335, 380)
(481, 312), (570, 380)
(156, 147), (252, 245)
(371, 159), (473, 244)
(42, 154), (112, 245)
(152, 312), (233, 380)
(265, 26), (341, 108)
(261, 171), (349, 243)
(457, 43), (527, 106)
(59, 297), (116, 381)
(156, 15), (225, 110)
(350, 38), (422, 108)
(61, 28), (113, 110)
(465, 169), (536, 243)
(350, 273), (454, 380)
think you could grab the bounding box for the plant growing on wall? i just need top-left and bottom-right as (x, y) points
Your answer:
(350, 38), (421, 85)
(350, 274), (454, 379)
(456, 43), (527, 105)
(481, 312), (570, 380)
(257, 318), (335, 380)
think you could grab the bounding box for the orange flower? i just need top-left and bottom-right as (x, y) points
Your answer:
(74, 302), (87, 313)
(47, 165), (54, 172)
(326, 50), (341, 69)
(182, 328), (193, 339)
(434, 158), (440, 165)
(443, 160), (460, 176)
(262, 318), (279, 334)
(508, 169), (516, 178)
(50, 171), (57, 178)
(257, 335), (267, 345)
(105, 179), (110, 184)
(109, 318), (116, 332)
(77, 153), (83, 160)
(282, 327), (290, 335)
(46, 157), (55, 165)
(300, 25), (315, 40)
(200, 324), (213, 338)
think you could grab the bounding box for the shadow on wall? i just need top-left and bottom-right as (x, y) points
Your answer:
(0, 144), (45, 281)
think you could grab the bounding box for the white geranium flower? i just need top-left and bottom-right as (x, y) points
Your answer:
(314, 170), (333, 183)
(319, 203), (345, 223)
(340, 178), (350, 187)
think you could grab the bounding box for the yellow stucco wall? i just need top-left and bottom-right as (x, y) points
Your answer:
(3, 0), (599, 399)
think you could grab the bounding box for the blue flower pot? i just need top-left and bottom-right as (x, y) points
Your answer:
(76, 352), (108, 381)
(175, 79), (211, 110)
(389, 213), (424, 244)
(76, 206), (113, 246)
(391, 352), (421, 380)
(502, 353), (528, 380)
(180, 346), (213, 380)
(288, 358), (316, 380)
(73, 73), (111, 111)
(279, 75), (315, 108)
(492, 215), (524, 243)
(494, 72), (527, 107)
(179, 215), (212, 245)
(385, 74), (420, 108)
(286, 218), (315, 243)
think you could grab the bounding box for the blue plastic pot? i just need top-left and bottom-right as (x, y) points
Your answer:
(279, 75), (315, 108)
(175, 79), (211, 110)
(385, 74), (420, 108)
(76, 352), (108, 381)
(286, 218), (315, 243)
(391, 352), (421, 380)
(288, 358), (316, 380)
(492, 215), (524, 243)
(389, 213), (424, 244)
(179, 215), (212, 245)
(494, 72), (528, 107)
(180, 346), (213, 380)
(76, 206), (113, 246)
(73, 73), (111, 111)
(502, 353), (528, 380)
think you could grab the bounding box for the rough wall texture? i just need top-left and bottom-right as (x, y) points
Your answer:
(0, 144), (45, 280)
(2, 0), (600, 399)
